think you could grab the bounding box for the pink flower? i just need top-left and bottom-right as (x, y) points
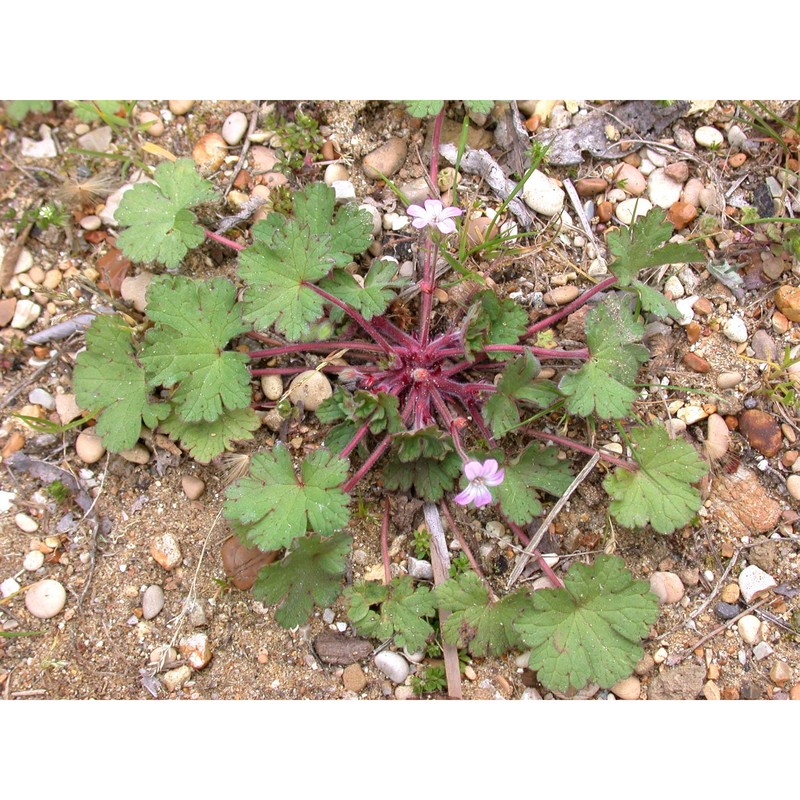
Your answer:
(453, 459), (505, 508)
(407, 198), (462, 234)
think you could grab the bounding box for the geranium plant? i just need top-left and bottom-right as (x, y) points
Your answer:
(72, 101), (709, 697)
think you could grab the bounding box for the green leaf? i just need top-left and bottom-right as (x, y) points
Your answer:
(224, 445), (351, 551)
(346, 576), (437, 652)
(253, 532), (351, 628)
(159, 407), (259, 463)
(514, 555), (660, 693)
(464, 291), (529, 361)
(495, 443), (573, 525)
(602, 425), (708, 534)
(73, 315), (170, 452)
(558, 294), (649, 419)
(383, 451), (462, 502)
(115, 158), (217, 269)
(139, 276), (251, 423)
(608, 207), (703, 287)
(629, 279), (681, 319)
(5, 100), (53, 123)
(291, 183), (373, 267)
(483, 349), (560, 437)
(323, 421), (367, 458)
(404, 101), (445, 118)
(317, 389), (403, 435)
(437, 572), (528, 657)
(392, 426), (454, 463)
(464, 101), (495, 115)
(239, 219), (335, 339)
(71, 100), (127, 123)
(319, 259), (406, 321)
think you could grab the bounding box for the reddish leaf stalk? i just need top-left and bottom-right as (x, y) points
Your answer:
(339, 418), (374, 460)
(248, 340), (388, 359)
(527, 428), (634, 471)
(524, 276), (617, 338)
(341, 434), (393, 493)
(204, 229), (245, 251)
(504, 519), (564, 589)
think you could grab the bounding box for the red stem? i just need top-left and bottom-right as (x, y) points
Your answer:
(504, 519), (564, 589)
(339, 418), (373, 460)
(372, 316), (421, 353)
(248, 340), (387, 359)
(341, 434), (393, 493)
(524, 276), (617, 338)
(527, 429), (634, 471)
(205, 229), (244, 251)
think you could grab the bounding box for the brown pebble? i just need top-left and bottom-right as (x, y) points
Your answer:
(221, 536), (279, 590)
(720, 583), (740, 603)
(729, 152), (747, 168)
(772, 311), (791, 334)
(693, 297), (713, 316)
(597, 201), (613, 223)
(667, 201), (697, 229)
(543, 285), (580, 306)
(720, 541), (735, 558)
(770, 661), (791, 687)
(192, 133), (227, 174)
(181, 475), (206, 500)
(775, 285), (800, 322)
(321, 140), (336, 161)
(703, 680), (721, 701)
(707, 663), (720, 680)
(524, 115), (540, 132)
(738, 409), (783, 457)
(790, 685), (800, 700)
(233, 170), (250, 190)
(151, 533), (182, 571)
(664, 161), (690, 183)
(342, 664), (367, 693)
(1, 430), (25, 459)
(683, 351), (711, 373)
(685, 321), (702, 344)
(574, 177), (608, 197)
(0, 297), (18, 326)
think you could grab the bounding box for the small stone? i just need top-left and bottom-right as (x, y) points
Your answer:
(738, 564), (777, 603)
(649, 572), (685, 605)
(362, 138), (407, 180)
(676, 405), (708, 426)
(373, 650), (409, 684)
(664, 161), (690, 183)
(664, 418), (687, 437)
(11, 299), (41, 330)
(15, 513), (39, 533)
(597, 200), (613, 222)
(774, 285), (800, 322)
(647, 168), (683, 209)
(717, 371), (743, 390)
(786, 475), (800, 500)
(332, 180), (356, 203)
(683, 352), (711, 373)
(23, 550), (45, 571)
(78, 126), (113, 152)
(168, 100), (194, 116)
(142, 585), (165, 620)
(138, 111), (164, 137)
(407, 557), (434, 580)
(21, 125), (57, 158)
(26, 388), (54, 411)
(722, 316), (748, 343)
(222, 111), (248, 145)
(179, 632), (212, 669)
(751, 329), (777, 362)
(25, 579), (67, 619)
(288, 370), (333, 411)
(610, 676), (641, 700)
(181, 475), (206, 501)
(574, 177), (608, 197)
(396, 177), (430, 206)
(359, 204), (382, 237)
(1, 577), (21, 598)
(667, 201), (697, 229)
(120, 271), (155, 313)
(761, 256), (785, 281)
(664, 275), (685, 299)
(738, 409), (782, 457)
(616, 197), (652, 224)
(324, 163), (349, 185)
(737, 614), (762, 644)
(75, 431), (106, 464)
(119, 443), (150, 464)
(770, 661), (791, 687)
(543, 285), (579, 306)
(395, 686), (415, 701)
(753, 641), (773, 661)
(162, 665), (192, 692)
(192, 133), (227, 174)
(151, 533), (182, 571)
(342, 664), (367, 693)
(715, 602), (741, 620)
(698, 186), (724, 214)
(79, 214), (102, 231)
(695, 126), (724, 148)
(703, 681), (721, 701)
(740, 683), (762, 700)
(0, 297), (16, 326)
(613, 163), (646, 196)
(720, 582), (740, 603)
(705, 414), (730, 462)
(522, 170), (566, 217)
(791, 685), (800, 700)
(259, 374), (283, 401)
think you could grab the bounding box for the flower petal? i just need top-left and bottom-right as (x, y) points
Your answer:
(406, 204), (426, 218)
(411, 218), (429, 229)
(485, 468), (505, 487)
(463, 461), (483, 482)
(439, 206), (463, 219)
(423, 198), (444, 215)
(472, 485), (493, 507)
(453, 484), (479, 506)
(481, 459), (499, 477)
(436, 218), (457, 234)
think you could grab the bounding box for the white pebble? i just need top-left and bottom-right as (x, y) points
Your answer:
(616, 197), (653, 225)
(142, 585), (165, 620)
(23, 550), (45, 571)
(15, 512), (39, 533)
(672, 295), (698, 326)
(288, 370), (332, 411)
(222, 111), (248, 146)
(374, 650), (410, 683)
(11, 299), (41, 330)
(75, 431), (106, 464)
(324, 163), (349, 185)
(522, 169), (566, 217)
(737, 615), (762, 645)
(1, 577), (21, 598)
(786, 475), (800, 501)
(28, 388), (55, 410)
(25, 579), (67, 619)
(722, 316), (748, 343)
(695, 126), (724, 148)
(738, 564), (777, 603)
(332, 180), (356, 203)
(753, 642), (774, 660)
(663, 275), (684, 299)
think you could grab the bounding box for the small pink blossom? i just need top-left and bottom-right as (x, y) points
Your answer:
(453, 459), (505, 508)
(407, 198), (462, 234)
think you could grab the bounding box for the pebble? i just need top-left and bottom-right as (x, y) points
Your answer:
(751, 329), (777, 362)
(0, 297), (16, 326)
(610, 676), (641, 700)
(138, 111), (164, 137)
(373, 650), (410, 684)
(717, 371), (743, 389)
(703, 680), (721, 701)
(1, 577), (21, 598)
(332, 180), (356, 203)
(362, 138), (407, 180)
(667, 201), (697, 229)
(616, 197), (652, 224)
(705, 414), (730, 461)
(574, 177), (608, 197)
(682, 352), (710, 373)
(25, 579), (67, 619)
(359, 204), (382, 237)
(543, 285), (579, 306)
(738, 564), (777, 603)
(119, 443), (150, 464)
(407, 557), (434, 580)
(78, 126), (113, 152)
(738, 409), (782, 457)
(162, 665), (192, 692)
(698, 186), (724, 214)
(142, 585), (165, 620)
(179, 632), (212, 669)
(770, 661), (791, 686)
(753, 642), (773, 661)
(664, 418), (687, 437)
(222, 111), (248, 145)
(15, 512), (39, 533)
(120, 271), (155, 313)
(23, 550), (45, 571)
(11, 299), (41, 330)
(664, 161), (690, 183)
(288, 370), (332, 411)
(737, 614), (762, 645)
(192, 132), (227, 174)
(21, 125), (57, 158)
(324, 163), (349, 185)
(663, 275), (684, 299)
(649, 571), (685, 605)
(181, 475), (206, 500)
(75, 431), (106, 464)
(257, 374), (283, 401)
(522, 170), (566, 217)
(715, 601), (742, 620)
(676, 405), (708, 426)
(151, 533), (182, 571)
(647, 168), (684, 209)
(722, 316), (748, 343)
(613, 163), (646, 195)
(168, 100), (194, 116)
(774, 285), (800, 322)
(695, 126), (724, 148)
(342, 664), (367, 693)
(681, 178), (704, 207)
(786, 475), (800, 500)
